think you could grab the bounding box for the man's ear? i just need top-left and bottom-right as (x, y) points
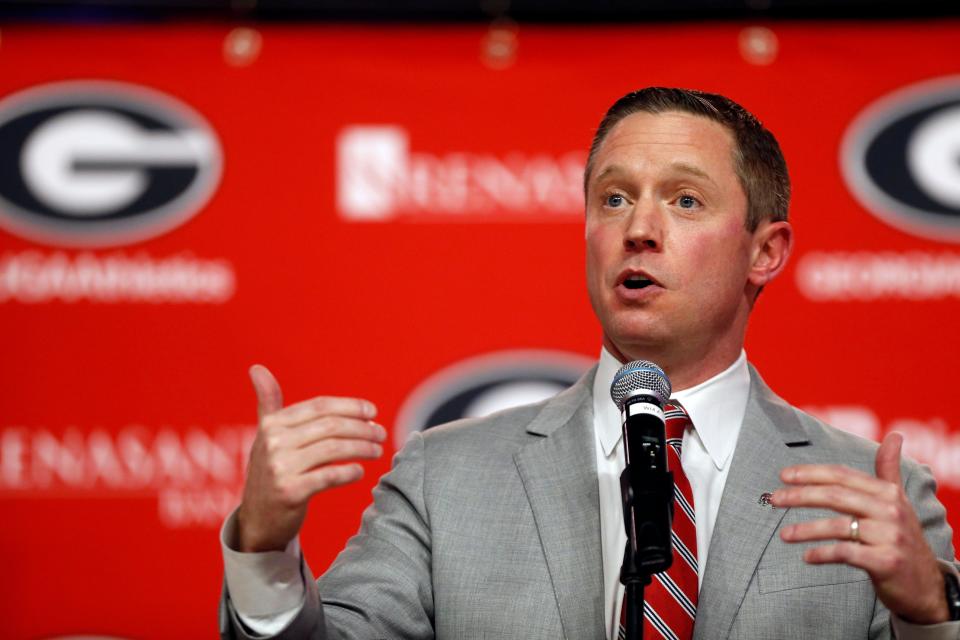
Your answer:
(748, 220), (793, 288)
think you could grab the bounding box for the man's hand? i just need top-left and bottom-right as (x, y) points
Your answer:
(772, 432), (949, 625)
(236, 364), (387, 553)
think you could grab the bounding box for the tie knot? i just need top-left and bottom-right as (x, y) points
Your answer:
(664, 399), (692, 443)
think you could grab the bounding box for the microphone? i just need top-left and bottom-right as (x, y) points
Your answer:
(610, 359), (675, 578)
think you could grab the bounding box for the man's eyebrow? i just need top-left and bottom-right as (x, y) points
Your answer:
(670, 161), (716, 185)
(592, 162), (718, 186)
(593, 165), (628, 183)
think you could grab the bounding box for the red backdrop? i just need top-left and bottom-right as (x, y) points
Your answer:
(1, 22), (958, 639)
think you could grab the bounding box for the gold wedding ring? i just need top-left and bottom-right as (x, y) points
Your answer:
(849, 516), (861, 543)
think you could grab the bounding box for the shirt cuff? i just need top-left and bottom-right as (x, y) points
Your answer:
(890, 560), (960, 640)
(220, 507), (306, 618)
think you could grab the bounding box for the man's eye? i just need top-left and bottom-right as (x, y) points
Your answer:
(606, 194), (625, 207)
(677, 194), (700, 209)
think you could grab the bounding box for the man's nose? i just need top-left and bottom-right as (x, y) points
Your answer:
(623, 198), (663, 251)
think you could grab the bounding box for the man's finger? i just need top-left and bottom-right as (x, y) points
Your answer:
(270, 395), (377, 427)
(302, 463), (365, 496)
(802, 541), (876, 570)
(286, 417), (387, 449)
(780, 463), (889, 497)
(782, 516), (867, 544)
(249, 364), (284, 418)
(293, 437), (384, 473)
(771, 484), (886, 519)
(875, 431), (904, 485)
(784, 517), (907, 547)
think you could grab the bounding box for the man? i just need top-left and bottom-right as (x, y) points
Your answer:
(219, 87), (960, 639)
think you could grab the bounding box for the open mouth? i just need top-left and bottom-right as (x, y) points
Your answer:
(622, 275), (655, 290)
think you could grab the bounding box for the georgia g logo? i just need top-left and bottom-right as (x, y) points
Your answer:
(842, 76), (960, 242)
(393, 350), (593, 448)
(0, 81), (222, 247)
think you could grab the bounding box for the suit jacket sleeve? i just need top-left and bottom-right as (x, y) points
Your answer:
(219, 431), (435, 640)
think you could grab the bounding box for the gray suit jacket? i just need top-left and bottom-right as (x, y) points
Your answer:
(220, 365), (956, 639)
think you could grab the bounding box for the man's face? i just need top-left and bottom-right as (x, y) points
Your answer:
(585, 110), (762, 369)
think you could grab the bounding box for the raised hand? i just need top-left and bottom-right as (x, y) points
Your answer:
(236, 364), (387, 553)
(772, 432), (949, 624)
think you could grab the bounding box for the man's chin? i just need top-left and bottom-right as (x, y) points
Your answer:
(602, 328), (671, 363)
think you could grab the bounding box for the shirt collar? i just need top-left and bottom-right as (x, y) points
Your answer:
(592, 347), (750, 470)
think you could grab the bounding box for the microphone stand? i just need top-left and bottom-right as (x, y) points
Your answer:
(620, 549), (649, 640)
(619, 443), (675, 640)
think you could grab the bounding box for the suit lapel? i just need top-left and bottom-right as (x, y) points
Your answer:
(693, 366), (810, 640)
(514, 369), (606, 640)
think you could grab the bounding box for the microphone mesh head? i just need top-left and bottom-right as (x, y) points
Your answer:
(610, 359), (671, 410)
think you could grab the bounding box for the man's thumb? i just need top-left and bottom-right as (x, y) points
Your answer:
(875, 431), (904, 485)
(249, 364), (283, 418)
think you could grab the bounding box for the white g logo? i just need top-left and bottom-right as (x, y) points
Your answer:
(0, 81), (222, 248)
(907, 105), (960, 210)
(842, 77), (960, 242)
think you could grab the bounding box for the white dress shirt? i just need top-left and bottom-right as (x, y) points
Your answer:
(222, 349), (958, 639)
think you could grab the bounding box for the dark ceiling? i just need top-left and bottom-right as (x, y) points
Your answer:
(1, 0), (958, 22)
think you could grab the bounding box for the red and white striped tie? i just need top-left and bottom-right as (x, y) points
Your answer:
(618, 401), (698, 640)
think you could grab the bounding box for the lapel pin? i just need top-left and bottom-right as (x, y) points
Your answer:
(759, 492), (776, 508)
